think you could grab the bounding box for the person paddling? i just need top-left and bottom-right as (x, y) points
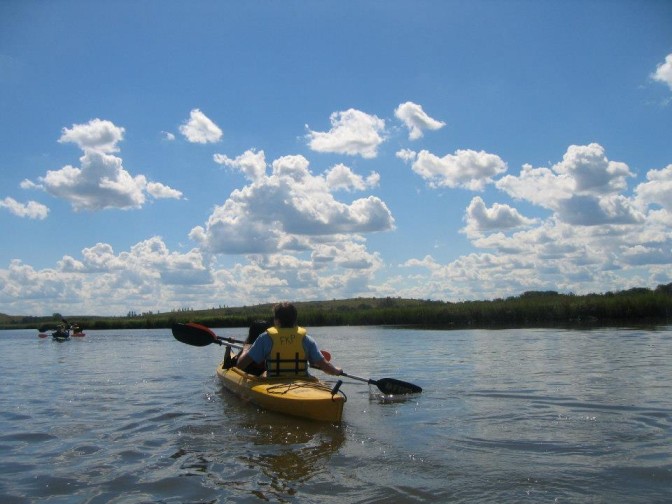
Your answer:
(236, 302), (342, 377)
(229, 320), (269, 376)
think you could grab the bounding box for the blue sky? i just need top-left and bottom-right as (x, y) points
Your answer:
(1, 1), (671, 316)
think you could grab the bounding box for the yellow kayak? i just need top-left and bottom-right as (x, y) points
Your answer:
(216, 363), (345, 422)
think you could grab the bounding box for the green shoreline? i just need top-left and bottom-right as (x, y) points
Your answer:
(2, 283), (671, 331)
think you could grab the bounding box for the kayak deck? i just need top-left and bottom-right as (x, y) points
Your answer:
(216, 363), (345, 422)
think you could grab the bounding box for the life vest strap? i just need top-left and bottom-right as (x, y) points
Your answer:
(267, 352), (308, 376)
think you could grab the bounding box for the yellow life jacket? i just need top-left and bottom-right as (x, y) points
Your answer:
(265, 326), (308, 376)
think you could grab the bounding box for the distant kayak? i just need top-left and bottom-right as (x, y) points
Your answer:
(51, 331), (70, 341)
(37, 320), (84, 340)
(38, 331), (74, 340)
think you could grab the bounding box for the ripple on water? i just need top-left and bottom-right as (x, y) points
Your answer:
(1, 326), (671, 503)
(0, 432), (57, 443)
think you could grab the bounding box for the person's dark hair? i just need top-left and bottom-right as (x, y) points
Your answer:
(247, 320), (269, 344)
(273, 302), (298, 328)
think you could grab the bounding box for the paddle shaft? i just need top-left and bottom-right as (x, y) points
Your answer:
(173, 323), (331, 360)
(210, 336), (332, 363)
(215, 335), (245, 346)
(339, 371), (422, 395)
(172, 323), (420, 393)
(223, 341), (243, 351)
(177, 331), (329, 372)
(340, 371), (377, 386)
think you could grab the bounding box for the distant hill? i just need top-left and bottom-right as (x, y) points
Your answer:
(1, 284), (671, 331)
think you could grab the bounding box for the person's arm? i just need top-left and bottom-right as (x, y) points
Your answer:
(304, 335), (343, 376)
(235, 349), (254, 371)
(235, 336), (267, 370)
(312, 358), (342, 376)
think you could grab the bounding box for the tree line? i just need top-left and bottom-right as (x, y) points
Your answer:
(1, 283), (671, 331)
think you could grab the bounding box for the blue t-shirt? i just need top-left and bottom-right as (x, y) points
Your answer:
(246, 332), (324, 365)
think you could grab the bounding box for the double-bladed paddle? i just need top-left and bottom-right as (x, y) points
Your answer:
(172, 322), (332, 360)
(172, 322), (422, 395)
(172, 322), (244, 347)
(340, 372), (422, 395)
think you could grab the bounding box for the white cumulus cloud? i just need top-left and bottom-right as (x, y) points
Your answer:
(0, 237), (216, 315)
(146, 182), (183, 200)
(496, 163), (573, 208)
(554, 194), (643, 226)
(462, 196), (536, 237)
(25, 119), (182, 211)
(635, 164), (672, 212)
(58, 118), (125, 153)
(179, 108), (223, 144)
(652, 53), (672, 90)
(497, 143), (642, 226)
(325, 163), (380, 192)
(40, 151), (148, 211)
(394, 101), (446, 140)
(306, 108), (386, 158)
(411, 149), (508, 191)
(391, 141), (672, 302)
(214, 149), (267, 182)
(190, 153), (394, 255)
(0, 197), (49, 220)
(396, 148), (417, 164)
(553, 143), (633, 195)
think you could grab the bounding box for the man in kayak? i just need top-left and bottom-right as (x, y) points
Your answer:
(236, 302), (343, 377)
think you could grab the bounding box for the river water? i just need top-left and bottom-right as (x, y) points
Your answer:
(0, 325), (670, 503)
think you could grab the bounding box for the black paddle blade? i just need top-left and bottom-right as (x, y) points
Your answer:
(171, 323), (218, 346)
(375, 378), (422, 395)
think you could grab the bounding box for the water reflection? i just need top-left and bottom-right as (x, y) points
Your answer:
(164, 382), (347, 501)
(242, 421), (346, 483)
(233, 389), (348, 500)
(370, 387), (422, 404)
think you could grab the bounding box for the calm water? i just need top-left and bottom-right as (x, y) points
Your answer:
(0, 326), (670, 503)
